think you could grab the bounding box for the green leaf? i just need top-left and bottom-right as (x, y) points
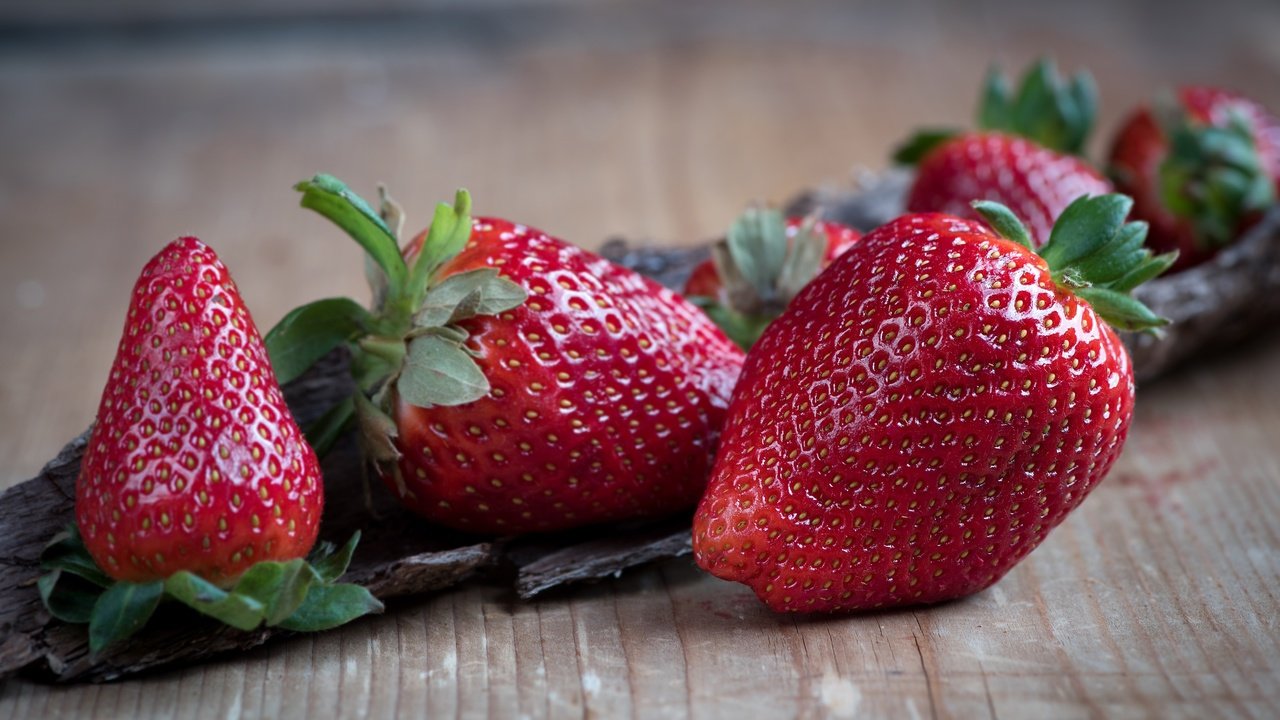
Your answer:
(38, 569), (102, 624)
(1040, 194), (1133, 270)
(972, 200), (1034, 250)
(727, 207), (788, 296)
(407, 189), (475, 302)
(40, 525), (112, 588)
(296, 174), (407, 292)
(694, 300), (774, 351)
(978, 65), (1012, 131)
(776, 224), (826, 301)
(892, 129), (959, 165)
(1076, 287), (1170, 333)
(976, 58), (1096, 155)
(1160, 109), (1277, 250)
(277, 583), (384, 633)
(397, 333), (489, 407)
(232, 559), (319, 626)
(304, 395), (355, 458)
(88, 580), (163, 654)
(1111, 251), (1178, 293)
(265, 297), (375, 385)
(353, 390), (402, 469)
(309, 532), (362, 584)
(416, 268), (527, 328)
(164, 571), (266, 631)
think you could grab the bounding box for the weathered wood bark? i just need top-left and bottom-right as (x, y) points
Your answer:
(0, 352), (703, 683)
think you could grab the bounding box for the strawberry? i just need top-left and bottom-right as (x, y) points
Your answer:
(692, 195), (1174, 613)
(681, 209), (861, 348)
(904, 132), (1113, 245)
(268, 176), (744, 534)
(1108, 86), (1280, 271)
(42, 238), (380, 653)
(895, 58), (1111, 245)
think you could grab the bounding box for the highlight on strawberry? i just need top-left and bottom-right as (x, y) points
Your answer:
(40, 238), (382, 654)
(894, 58), (1113, 244)
(1108, 86), (1280, 271)
(267, 175), (744, 535)
(692, 194), (1175, 614)
(681, 207), (861, 349)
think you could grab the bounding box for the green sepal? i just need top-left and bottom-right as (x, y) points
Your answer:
(295, 174), (406, 292)
(415, 268), (527, 328)
(39, 526), (381, 653)
(976, 195), (1175, 332)
(265, 297), (376, 385)
(231, 559), (315, 626)
(1075, 287), (1169, 333)
(727, 207), (789, 299)
(88, 580), (164, 654)
(38, 569), (100, 624)
(308, 531), (361, 584)
(1159, 109), (1276, 250)
(689, 297), (774, 351)
(972, 200), (1034, 250)
(164, 571), (266, 631)
(407, 189), (475, 304)
(1039, 194), (1134, 271)
(977, 57), (1097, 155)
(892, 129), (959, 165)
(397, 333), (490, 407)
(1111, 251), (1179, 293)
(277, 583), (384, 633)
(40, 525), (112, 588)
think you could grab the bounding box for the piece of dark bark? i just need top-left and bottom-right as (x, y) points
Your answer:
(510, 515), (694, 599)
(1, 335), (706, 684)
(783, 170), (1280, 382)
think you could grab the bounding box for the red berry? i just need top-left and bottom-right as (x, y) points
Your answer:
(391, 218), (744, 533)
(907, 132), (1112, 245)
(1109, 86), (1280, 271)
(77, 238), (322, 586)
(693, 197), (1170, 613)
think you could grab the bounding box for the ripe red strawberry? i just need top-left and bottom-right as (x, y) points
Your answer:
(1108, 86), (1280, 271)
(49, 237), (379, 654)
(905, 132), (1113, 245)
(895, 59), (1111, 245)
(692, 195), (1174, 613)
(77, 237), (323, 585)
(680, 209), (861, 349)
(270, 176), (744, 534)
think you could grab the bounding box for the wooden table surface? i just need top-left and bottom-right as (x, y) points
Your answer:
(2, 1), (1279, 717)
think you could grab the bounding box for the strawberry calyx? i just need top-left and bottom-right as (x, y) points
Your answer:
(894, 57), (1097, 164)
(972, 194), (1177, 333)
(687, 206), (826, 349)
(266, 174), (527, 465)
(1155, 104), (1276, 250)
(38, 525), (382, 654)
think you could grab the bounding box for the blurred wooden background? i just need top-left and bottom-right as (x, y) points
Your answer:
(2, 1), (1278, 717)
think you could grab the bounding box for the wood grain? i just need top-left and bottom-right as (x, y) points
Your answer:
(2, 0), (1279, 716)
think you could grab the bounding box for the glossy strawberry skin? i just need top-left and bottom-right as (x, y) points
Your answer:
(1109, 87), (1280, 271)
(907, 132), (1113, 245)
(77, 238), (322, 586)
(682, 218), (861, 301)
(693, 213), (1134, 612)
(394, 218), (745, 534)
